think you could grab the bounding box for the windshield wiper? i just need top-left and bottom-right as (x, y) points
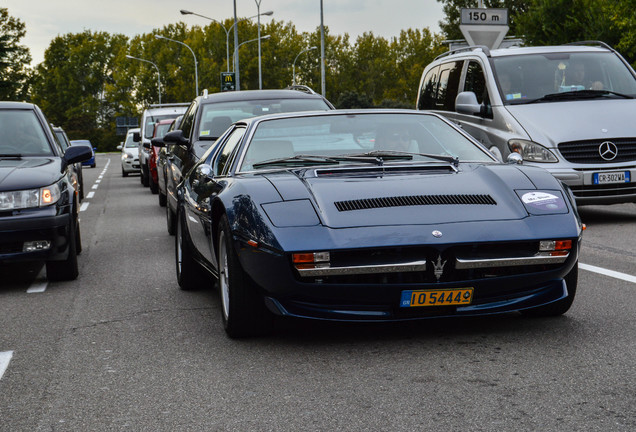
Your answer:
(0, 154), (23, 159)
(524, 89), (634, 104)
(252, 155), (344, 168)
(352, 150), (459, 167)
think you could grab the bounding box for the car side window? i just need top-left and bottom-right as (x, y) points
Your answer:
(417, 66), (439, 110)
(464, 60), (492, 118)
(213, 127), (246, 176)
(437, 61), (463, 111)
(179, 101), (198, 141)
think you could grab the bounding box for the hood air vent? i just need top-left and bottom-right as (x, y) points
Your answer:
(334, 194), (496, 212)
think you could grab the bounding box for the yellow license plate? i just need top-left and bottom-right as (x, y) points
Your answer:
(400, 288), (474, 307)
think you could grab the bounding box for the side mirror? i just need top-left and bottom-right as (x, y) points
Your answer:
(143, 142), (151, 150)
(192, 164), (214, 194)
(116, 144), (123, 150)
(455, 91), (484, 116)
(507, 152), (523, 164)
(133, 132), (141, 142)
(163, 130), (190, 148)
(62, 145), (93, 172)
(151, 137), (165, 147)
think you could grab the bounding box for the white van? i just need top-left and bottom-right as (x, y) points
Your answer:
(136, 103), (189, 187)
(416, 41), (636, 206)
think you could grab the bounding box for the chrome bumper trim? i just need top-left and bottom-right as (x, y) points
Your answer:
(455, 253), (569, 269)
(296, 260), (427, 277)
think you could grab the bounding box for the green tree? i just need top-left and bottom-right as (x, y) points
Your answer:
(32, 30), (130, 150)
(0, 7), (32, 100)
(517, 0), (618, 47)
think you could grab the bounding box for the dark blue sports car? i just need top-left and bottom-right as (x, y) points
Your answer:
(176, 110), (583, 338)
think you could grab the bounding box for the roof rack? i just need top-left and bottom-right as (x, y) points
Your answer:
(148, 102), (191, 108)
(285, 85), (318, 95)
(434, 45), (491, 61)
(565, 41), (614, 51)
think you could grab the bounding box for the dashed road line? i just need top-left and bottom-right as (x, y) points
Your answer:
(0, 351), (14, 380)
(580, 263), (636, 284)
(86, 192), (95, 199)
(80, 202), (90, 212)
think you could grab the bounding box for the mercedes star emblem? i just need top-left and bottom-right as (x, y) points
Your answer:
(599, 141), (618, 161)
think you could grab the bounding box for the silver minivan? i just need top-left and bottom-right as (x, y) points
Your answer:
(416, 41), (636, 205)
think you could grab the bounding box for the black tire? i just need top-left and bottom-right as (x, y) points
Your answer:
(523, 263), (578, 317)
(218, 215), (273, 338)
(150, 176), (159, 194)
(46, 214), (79, 281)
(141, 165), (149, 187)
(158, 190), (167, 207)
(166, 204), (176, 236)
(175, 210), (205, 290)
(122, 169), (128, 177)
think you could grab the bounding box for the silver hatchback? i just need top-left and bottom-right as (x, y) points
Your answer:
(119, 127), (140, 176)
(417, 42), (636, 205)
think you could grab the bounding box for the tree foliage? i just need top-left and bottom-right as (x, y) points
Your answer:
(0, 7), (32, 100)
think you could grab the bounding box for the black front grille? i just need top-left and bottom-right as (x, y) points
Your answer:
(558, 139), (636, 164)
(334, 194), (496, 212)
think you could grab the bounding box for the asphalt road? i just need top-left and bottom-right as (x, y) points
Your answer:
(1, 154), (635, 431)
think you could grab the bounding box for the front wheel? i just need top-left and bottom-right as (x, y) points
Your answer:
(166, 204), (176, 236)
(46, 215), (80, 281)
(218, 215), (273, 338)
(523, 263), (578, 317)
(175, 210), (205, 290)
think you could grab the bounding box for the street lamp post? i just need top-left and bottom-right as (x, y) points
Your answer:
(232, 35), (271, 74)
(126, 54), (161, 105)
(181, 8), (273, 90)
(320, 0), (326, 97)
(255, 0), (263, 89)
(292, 46), (317, 86)
(154, 35), (199, 97)
(180, 9), (231, 72)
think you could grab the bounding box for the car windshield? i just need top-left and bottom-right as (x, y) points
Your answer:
(492, 51), (636, 105)
(54, 131), (70, 151)
(0, 110), (53, 157)
(197, 98), (331, 140)
(154, 122), (172, 138)
(124, 132), (138, 148)
(145, 115), (179, 138)
(239, 113), (493, 171)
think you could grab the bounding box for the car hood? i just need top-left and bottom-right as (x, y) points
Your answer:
(0, 158), (62, 191)
(263, 163), (564, 229)
(506, 99), (636, 147)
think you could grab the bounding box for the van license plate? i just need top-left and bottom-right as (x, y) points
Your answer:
(400, 288), (473, 307)
(593, 171), (630, 185)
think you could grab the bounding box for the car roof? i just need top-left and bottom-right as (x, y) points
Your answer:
(237, 108), (441, 126)
(197, 89), (329, 105)
(0, 101), (36, 110)
(489, 45), (610, 58)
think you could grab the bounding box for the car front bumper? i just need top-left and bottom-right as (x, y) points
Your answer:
(0, 210), (72, 263)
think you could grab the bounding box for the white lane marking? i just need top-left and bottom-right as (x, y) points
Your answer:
(91, 184), (98, 190)
(95, 180), (101, 184)
(86, 192), (95, 199)
(0, 351), (13, 380)
(27, 267), (47, 293)
(580, 263), (636, 284)
(80, 202), (90, 212)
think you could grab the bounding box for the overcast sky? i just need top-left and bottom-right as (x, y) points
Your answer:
(4, 0), (445, 66)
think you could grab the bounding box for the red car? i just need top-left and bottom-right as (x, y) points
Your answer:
(148, 118), (175, 194)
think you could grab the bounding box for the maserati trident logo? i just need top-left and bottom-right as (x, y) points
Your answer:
(599, 141), (618, 161)
(433, 255), (447, 282)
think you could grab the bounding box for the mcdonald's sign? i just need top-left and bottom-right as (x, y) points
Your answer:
(221, 72), (236, 92)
